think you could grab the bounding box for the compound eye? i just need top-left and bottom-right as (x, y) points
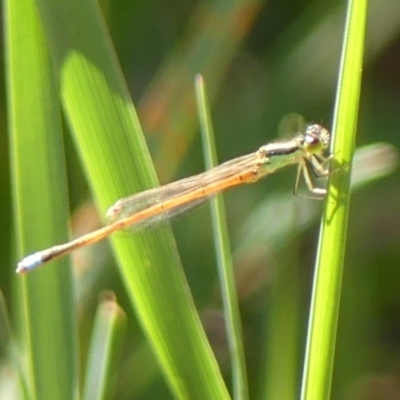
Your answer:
(305, 133), (319, 146)
(303, 124), (328, 153)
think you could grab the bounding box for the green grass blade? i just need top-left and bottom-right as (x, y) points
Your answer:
(195, 75), (249, 400)
(34, 0), (230, 398)
(301, 0), (368, 399)
(6, 0), (78, 398)
(83, 295), (126, 400)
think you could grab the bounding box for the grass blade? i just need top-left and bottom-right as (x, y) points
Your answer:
(195, 75), (249, 400)
(6, 0), (78, 398)
(301, 0), (368, 398)
(33, 0), (230, 398)
(83, 294), (126, 400)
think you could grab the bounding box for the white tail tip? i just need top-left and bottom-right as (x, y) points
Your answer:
(16, 253), (43, 274)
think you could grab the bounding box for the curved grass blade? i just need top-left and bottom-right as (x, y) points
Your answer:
(83, 294), (126, 400)
(34, 0), (230, 398)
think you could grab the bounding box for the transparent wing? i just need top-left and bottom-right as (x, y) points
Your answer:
(277, 113), (306, 138)
(106, 151), (261, 231)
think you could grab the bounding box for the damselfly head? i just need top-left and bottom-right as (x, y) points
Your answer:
(302, 124), (330, 153)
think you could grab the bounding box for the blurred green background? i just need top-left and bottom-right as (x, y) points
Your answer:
(2, 0), (400, 398)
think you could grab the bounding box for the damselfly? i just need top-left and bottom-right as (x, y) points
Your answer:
(17, 123), (331, 273)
